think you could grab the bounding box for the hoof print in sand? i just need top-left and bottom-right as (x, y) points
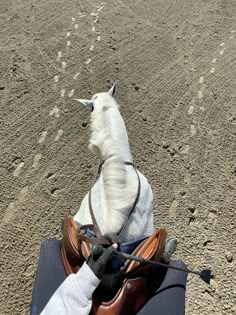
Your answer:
(207, 210), (218, 226)
(225, 252), (233, 263)
(50, 187), (60, 196)
(24, 265), (35, 277)
(188, 205), (196, 214)
(189, 215), (196, 226)
(45, 172), (55, 179)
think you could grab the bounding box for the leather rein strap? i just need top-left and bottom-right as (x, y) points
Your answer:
(79, 161), (141, 245)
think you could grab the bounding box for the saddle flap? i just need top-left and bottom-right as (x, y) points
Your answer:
(92, 229), (167, 315)
(91, 277), (147, 315)
(125, 229), (167, 273)
(61, 216), (90, 275)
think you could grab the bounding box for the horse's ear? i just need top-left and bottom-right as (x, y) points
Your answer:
(108, 82), (117, 97)
(74, 98), (94, 110)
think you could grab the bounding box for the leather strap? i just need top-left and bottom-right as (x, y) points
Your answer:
(117, 162), (140, 237)
(78, 224), (111, 245)
(88, 190), (103, 238)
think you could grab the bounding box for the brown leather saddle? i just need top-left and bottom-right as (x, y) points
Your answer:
(61, 216), (167, 315)
(61, 162), (168, 314)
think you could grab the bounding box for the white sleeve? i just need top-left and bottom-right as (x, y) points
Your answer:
(40, 262), (100, 315)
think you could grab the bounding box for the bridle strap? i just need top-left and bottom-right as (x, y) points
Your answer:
(117, 162), (141, 237)
(88, 189), (103, 238)
(77, 227), (111, 245)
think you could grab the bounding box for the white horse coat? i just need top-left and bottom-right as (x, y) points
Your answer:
(74, 84), (154, 242)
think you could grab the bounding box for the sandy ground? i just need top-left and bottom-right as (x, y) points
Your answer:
(0, 0), (236, 314)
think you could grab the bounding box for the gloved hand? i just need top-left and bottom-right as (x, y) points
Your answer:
(103, 233), (119, 244)
(87, 244), (117, 279)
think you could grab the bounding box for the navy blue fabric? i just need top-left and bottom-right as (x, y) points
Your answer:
(137, 260), (187, 315)
(78, 225), (147, 271)
(30, 240), (66, 315)
(30, 239), (187, 315)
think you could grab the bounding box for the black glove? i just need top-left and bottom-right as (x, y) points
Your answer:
(87, 244), (117, 279)
(103, 233), (119, 244)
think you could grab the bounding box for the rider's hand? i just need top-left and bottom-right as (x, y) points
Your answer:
(87, 244), (117, 279)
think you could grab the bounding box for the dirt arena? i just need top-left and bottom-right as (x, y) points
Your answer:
(0, 0), (235, 314)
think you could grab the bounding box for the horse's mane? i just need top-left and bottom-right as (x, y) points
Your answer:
(88, 95), (136, 232)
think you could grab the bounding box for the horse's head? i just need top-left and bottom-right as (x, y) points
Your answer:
(74, 82), (117, 111)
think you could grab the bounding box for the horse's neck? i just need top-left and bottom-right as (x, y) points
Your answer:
(73, 101), (154, 241)
(104, 107), (133, 162)
(74, 169), (154, 242)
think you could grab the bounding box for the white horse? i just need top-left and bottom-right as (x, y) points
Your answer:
(73, 83), (154, 243)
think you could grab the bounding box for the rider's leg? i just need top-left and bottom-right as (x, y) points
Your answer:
(137, 260), (187, 315)
(30, 240), (66, 315)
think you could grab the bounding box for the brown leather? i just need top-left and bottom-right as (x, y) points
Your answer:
(117, 162), (141, 236)
(90, 230), (167, 315)
(126, 229), (166, 273)
(61, 216), (167, 314)
(91, 277), (147, 315)
(62, 216), (90, 274)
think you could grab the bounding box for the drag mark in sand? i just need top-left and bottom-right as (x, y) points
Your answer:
(54, 75), (59, 82)
(190, 124), (197, 137)
(49, 105), (60, 118)
(73, 72), (80, 80)
(169, 199), (178, 218)
(32, 154), (42, 168)
(85, 58), (92, 65)
(219, 49), (225, 55)
(2, 187), (29, 224)
(57, 51), (62, 62)
(60, 89), (66, 98)
(2, 202), (15, 224)
(68, 89), (75, 98)
(210, 67), (215, 74)
(13, 162), (25, 177)
(198, 90), (203, 99)
(188, 105), (195, 115)
(38, 131), (48, 144)
(61, 61), (67, 70)
(77, 12), (87, 18)
(18, 186), (28, 202)
(54, 129), (64, 142)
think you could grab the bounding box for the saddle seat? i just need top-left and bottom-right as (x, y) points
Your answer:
(61, 215), (167, 315)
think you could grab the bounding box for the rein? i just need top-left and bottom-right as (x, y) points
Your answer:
(79, 161), (141, 245)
